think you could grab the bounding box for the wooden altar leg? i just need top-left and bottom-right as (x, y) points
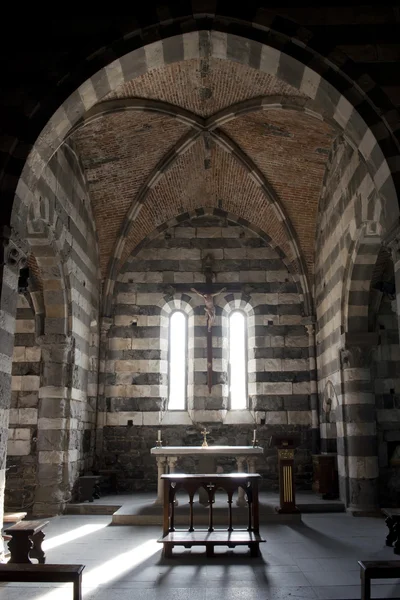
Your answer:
(236, 457), (247, 506)
(154, 457), (167, 505)
(198, 456), (213, 505)
(167, 457), (179, 507)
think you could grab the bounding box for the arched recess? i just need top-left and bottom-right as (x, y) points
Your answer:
(9, 30), (399, 242)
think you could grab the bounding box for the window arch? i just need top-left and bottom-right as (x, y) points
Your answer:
(228, 310), (247, 409)
(168, 310), (187, 410)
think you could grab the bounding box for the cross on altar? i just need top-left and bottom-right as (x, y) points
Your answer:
(201, 428), (210, 447)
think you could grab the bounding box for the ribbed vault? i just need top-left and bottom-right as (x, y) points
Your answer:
(68, 56), (338, 314)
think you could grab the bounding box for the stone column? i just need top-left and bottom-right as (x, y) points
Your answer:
(306, 323), (320, 454)
(154, 456), (167, 506)
(386, 230), (400, 335)
(33, 334), (75, 516)
(94, 317), (113, 465)
(0, 230), (27, 556)
(247, 457), (257, 473)
(339, 343), (378, 513)
(236, 456), (247, 507)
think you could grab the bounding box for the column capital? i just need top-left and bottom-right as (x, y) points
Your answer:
(340, 345), (374, 369)
(100, 316), (113, 336)
(0, 227), (27, 271)
(305, 323), (315, 336)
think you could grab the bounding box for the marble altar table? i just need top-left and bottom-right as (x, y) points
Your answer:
(150, 446), (264, 506)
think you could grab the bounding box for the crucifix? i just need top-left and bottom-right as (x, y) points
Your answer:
(190, 254), (226, 394)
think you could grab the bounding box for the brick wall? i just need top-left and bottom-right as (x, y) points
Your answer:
(102, 213), (314, 491)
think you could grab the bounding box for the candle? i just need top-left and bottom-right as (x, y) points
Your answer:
(157, 429), (161, 442)
(253, 429), (256, 442)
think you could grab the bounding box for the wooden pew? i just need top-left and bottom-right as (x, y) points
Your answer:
(0, 564), (85, 600)
(358, 560), (400, 600)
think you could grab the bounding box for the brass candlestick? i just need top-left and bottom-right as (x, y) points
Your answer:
(201, 428), (210, 447)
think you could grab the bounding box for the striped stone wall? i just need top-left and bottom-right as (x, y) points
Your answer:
(12, 144), (101, 515)
(102, 213), (315, 490)
(5, 294), (41, 511)
(373, 293), (400, 505)
(315, 137), (391, 511)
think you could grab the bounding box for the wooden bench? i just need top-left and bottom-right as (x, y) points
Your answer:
(4, 519), (49, 564)
(358, 560), (400, 600)
(0, 564), (85, 600)
(382, 508), (400, 554)
(159, 473), (265, 558)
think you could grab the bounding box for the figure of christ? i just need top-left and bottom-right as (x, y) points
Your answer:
(190, 287), (226, 331)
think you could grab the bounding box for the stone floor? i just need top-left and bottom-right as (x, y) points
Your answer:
(1, 510), (400, 599)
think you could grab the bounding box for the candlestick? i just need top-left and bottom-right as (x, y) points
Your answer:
(157, 429), (161, 442)
(253, 429), (256, 442)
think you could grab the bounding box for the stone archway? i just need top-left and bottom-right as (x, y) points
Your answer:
(0, 17), (399, 532)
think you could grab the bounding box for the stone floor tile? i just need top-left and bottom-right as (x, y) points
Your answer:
(312, 584), (361, 599)
(303, 570), (360, 587)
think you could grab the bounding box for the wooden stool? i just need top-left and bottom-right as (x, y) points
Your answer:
(4, 519), (49, 564)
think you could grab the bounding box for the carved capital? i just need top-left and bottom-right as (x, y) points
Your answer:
(100, 316), (113, 336)
(0, 229), (27, 271)
(305, 323), (315, 337)
(340, 345), (374, 369)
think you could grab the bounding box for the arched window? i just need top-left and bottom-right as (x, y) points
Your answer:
(229, 311), (247, 409)
(168, 310), (187, 410)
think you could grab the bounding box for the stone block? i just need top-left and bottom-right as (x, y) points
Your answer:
(12, 347), (26, 362)
(18, 408), (37, 425)
(21, 375), (40, 391)
(293, 381), (312, 395)
(265, 411), (288, 425)
(14, 428), (31, 440)
(270, 336), (284, 347)
(260, 382), (292, 395)
(264, 358), (282, 371)
(12, 376), (22, 391)
(7, 439), (30, 455)
(25, 347), (41, 362)
(287, 411), (311, 425)
(279, 315), (303, 325)
(15, 319), (35, 334)
(282, 358), (309, 371)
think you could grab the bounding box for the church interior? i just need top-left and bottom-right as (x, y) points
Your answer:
(1, 5), (400, 599)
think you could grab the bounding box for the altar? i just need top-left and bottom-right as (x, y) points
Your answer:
(150, 445), (264, 506)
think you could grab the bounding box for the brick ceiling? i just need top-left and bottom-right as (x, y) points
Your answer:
(70, 57), (337, 284)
